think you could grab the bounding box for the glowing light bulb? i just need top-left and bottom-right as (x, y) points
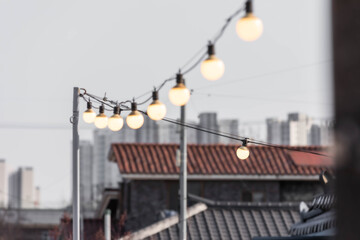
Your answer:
(94, 105), (108, 129)
(147, 91), (166, 120)
(236, 0), (263, 42)
(200, 43), (225, 81)
(236, 146), (250, 160)
(83, 102), (96, 123)
(236, 139), (250, 160)
(169, 73), (190, 106)
(126, 102), (144, 129)
(108, 106), (124, 131)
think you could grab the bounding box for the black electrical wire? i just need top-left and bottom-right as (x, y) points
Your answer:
(80, 89), (332, 158)
(212, 6), (244, 44)
(161, 117), (331, 157)
(100, 3), (246, 106)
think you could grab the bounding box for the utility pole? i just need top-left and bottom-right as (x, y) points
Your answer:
(72, 87), (80, 240)
(179, 105), (187, 240)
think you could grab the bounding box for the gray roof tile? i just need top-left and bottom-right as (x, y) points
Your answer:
(143, 205), (298, 240)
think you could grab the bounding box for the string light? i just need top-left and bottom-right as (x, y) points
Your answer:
(236, 138), (250, 160)
(147, 90), (166, 121)
(108, 106), (124, 131)
(236, 0), (263, 42)
(126, 102), (144, 129)
(83, 102), (96, 123)
(94, 105), (108, 129)
(200, 42), (225, 81)
(168, 73), (190, 106)
(80, 89), (332, 158)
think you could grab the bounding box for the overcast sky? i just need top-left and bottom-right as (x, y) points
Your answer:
(0, 0), (332, 207)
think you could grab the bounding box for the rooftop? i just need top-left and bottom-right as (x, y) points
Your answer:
(109, 143), (331, 179)
(120, 195), (301, 240)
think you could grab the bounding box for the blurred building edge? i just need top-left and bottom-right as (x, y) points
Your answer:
(0, 159), (7, 208)
(8, 167), (40, 209)
(89, 143), (331, 233)
(266, 113), (333, 146)
(0, 208), (67, 240)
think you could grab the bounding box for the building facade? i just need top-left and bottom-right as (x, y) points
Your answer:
(79, 140), (95, 214)
(0, 159), (7, 208)
(197, 112), (219, 144)
(219, 119), (239, 144)
(8, 167), (36, 209)
(267, 113), (332, 146)
(105, 143), (329, 231)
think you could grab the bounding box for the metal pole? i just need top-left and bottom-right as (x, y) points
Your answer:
(105, 209), (111, 240)
(179, 105), (187, 240)
(72, 87), (80, 240)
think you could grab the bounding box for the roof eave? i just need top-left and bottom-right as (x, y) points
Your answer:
(119, 174), (320, 181)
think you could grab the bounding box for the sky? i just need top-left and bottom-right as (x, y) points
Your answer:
(0, 0), (332, 208)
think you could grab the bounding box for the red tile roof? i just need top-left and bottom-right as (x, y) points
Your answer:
(109, 143), (331, 177)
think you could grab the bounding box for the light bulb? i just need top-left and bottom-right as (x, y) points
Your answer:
(236, 146), (250, 160)
(169, 73), (190, 106)
(83, 102), (96, 123)
(236, 0), (263, 42)
(126, 102), (144, 129)
(200, 43), (225, 81)
(94, 105), (108, 129)
(108, 106), (124, 131)
(147, 91), (166, 120)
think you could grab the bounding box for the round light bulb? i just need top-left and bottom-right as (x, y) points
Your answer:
(108, 114), (124, 131)
(147, 100), (166, 121)
(126, 111), (144, 129)
(201, 55), (225, 81)
(94, 113), (108, 129)
(83, 109), (96, 123)
(236, 146), (250, 160)
(236, 13), (263, 42)
(169, 83), (190, 106)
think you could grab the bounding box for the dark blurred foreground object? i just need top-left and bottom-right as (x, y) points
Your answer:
(333, 0), (360, 239)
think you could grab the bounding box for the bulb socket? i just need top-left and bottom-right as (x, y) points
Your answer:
(113, 106), (121, 115)
(245, 0), (253, 13)
(242, 138), (249, 146)
(176, 73), (185, 84)
(87, 102), (92, 110)
(99, 105), (105, 114)
(152, 91), (159, 101)
(207, 44), (215, 56)
(131, 102), (137, 111)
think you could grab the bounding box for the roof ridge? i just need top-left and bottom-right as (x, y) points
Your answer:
(188, 193), (300, 209)
(111, 142), (327, 149)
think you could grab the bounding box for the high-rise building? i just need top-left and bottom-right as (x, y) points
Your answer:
(136, 116), (159, 143)
(79, 140), (94, 214)
(310, 121), (333, 146)
(287, 113), (312, 146)
(266, 113), (314, 146)
(0, 159), (7, 208)
(34, 186), (40, 208)
(219, 119), (239, 144)
(93, 129), (124, 203)
(266, 118), (283, 144)
(197, 112), (219, 144)
(8, 167), (35, 209)
(158, 120), (197, 144)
